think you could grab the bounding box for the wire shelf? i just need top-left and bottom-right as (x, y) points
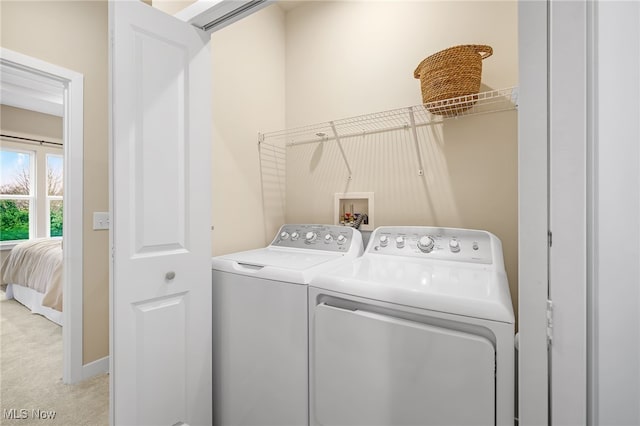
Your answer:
(260, 87), (518, 146)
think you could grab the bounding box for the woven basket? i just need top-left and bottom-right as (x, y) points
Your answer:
(414, 44), (492, 115)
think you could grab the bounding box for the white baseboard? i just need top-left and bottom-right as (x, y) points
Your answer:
(82, 355), (109, 380)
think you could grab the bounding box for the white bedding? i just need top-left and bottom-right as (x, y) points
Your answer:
(1, 239), (63, 312)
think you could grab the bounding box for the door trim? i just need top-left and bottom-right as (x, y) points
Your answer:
(517, 1), (550, 424)
(548, 1), (588, 423)
(0, 48), (85, 384)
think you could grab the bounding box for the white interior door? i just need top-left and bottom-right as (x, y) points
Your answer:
(109, 2), (211, 425)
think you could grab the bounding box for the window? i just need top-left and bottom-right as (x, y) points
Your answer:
(0, 149), (34, 241)
(0, 146), (63, 243)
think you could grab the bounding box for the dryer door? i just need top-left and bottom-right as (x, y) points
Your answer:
(312, 303), (495, 426)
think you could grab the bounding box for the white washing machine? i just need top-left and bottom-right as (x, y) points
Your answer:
(211, 224), (364, 426)
(308, 226), (515, 426)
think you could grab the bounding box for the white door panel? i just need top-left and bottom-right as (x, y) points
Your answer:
(110, 1), (212, 425)
(132, 30), (187, 254)
(132, 294), (188, 425)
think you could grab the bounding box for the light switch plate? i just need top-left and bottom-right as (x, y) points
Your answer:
(93, 212), (110, 230)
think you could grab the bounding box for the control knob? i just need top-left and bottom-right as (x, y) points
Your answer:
(449, 239), (461, 253)
(417, 236), (435, 253)
(337, 235), (347, 245)
(396, 236), (405, 249)
(280, 231), (290, 240)
(324, 234), (334, 243)
(379, 235), (389, 247)
(291, 232), (299, 241)
(305, 231), (317, 243)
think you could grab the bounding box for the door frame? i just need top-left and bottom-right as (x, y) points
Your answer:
(517, 1), (550, 423)
(0, 48), (84, 384)
(548, 1), (589, 424)
(519, 1), (602, 423)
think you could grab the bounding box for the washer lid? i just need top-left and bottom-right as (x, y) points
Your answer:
(310, 256), (514, 323)
(212, 247), (346, 284)
(221, 247), (343, 270)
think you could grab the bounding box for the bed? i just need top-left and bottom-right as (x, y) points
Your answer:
(1, 239), (63, 325)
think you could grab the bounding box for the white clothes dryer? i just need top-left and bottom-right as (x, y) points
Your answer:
(308, 226), (515, 426)
(211, 224), (363, 426)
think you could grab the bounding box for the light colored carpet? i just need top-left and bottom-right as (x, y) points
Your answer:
(0, 290), (108, 426)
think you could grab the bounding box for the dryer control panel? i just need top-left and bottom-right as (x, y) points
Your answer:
(368, 226), (494, 264)
(270, 224), (362, 254)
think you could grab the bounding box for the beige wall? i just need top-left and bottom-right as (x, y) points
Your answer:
(1, 105), (63, 140)
(1, 1), (109, 363)
(210, 4), (286, 255)
(281, 1), (520, 312)
(285, 1), (518, 125)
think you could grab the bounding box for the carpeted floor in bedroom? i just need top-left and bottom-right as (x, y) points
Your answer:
(0, 289), (108, 426)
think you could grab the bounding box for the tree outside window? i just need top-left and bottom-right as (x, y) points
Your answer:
(0, 149), (34, 241)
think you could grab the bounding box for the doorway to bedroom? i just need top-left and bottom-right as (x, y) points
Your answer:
(0, 49), (85, 386)
(1, 105), (64, 322)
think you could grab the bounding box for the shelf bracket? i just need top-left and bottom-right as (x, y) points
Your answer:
(330, 121), (353, 180)
(407, 108), (425, 176)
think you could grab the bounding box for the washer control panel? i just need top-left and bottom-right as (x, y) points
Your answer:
(271, 224), (358, 253)
(368, 226), (493, 264)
